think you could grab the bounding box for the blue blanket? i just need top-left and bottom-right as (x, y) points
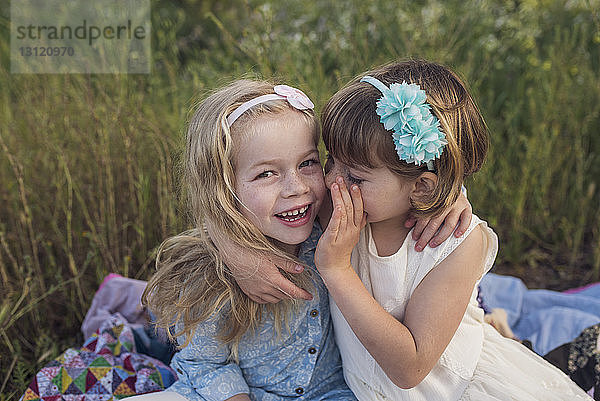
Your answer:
(479, 273), (600, 355)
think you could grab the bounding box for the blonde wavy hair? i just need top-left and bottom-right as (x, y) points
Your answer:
(142, 80), (318, 360)
(322, 59), (489, 217)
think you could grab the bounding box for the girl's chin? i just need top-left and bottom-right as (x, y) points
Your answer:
(268, 238), (301, 255)
(267, 226), (314, 254)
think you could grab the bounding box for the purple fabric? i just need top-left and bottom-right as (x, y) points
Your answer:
(81, 275), (148, 339)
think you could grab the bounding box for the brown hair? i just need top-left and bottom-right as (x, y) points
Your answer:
(322, 59), (489, 217)
(142, 80), (318, 359)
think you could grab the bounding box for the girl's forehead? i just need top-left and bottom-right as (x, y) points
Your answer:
(255, 112), (304, 130)
(233, 112), (318, 167)
(236, 109), (313, 140)
(243, 107), (307, 127)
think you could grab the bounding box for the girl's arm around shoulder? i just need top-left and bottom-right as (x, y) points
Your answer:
(205, 219), (312, 303)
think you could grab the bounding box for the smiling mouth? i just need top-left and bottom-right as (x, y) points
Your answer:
(275, 204), (310, 222)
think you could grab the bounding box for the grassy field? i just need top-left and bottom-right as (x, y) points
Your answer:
(1, 0), (599, 397)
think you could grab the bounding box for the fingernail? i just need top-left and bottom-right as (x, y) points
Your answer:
(295, 264), (303, 272)
(455, 231), (462, 237)
(336, 176), (343, 184)
(351, 185), (358, 192)
(415, 244), (423, 252)
(332, 183), (338, 190)
(429, 241), (437, 247)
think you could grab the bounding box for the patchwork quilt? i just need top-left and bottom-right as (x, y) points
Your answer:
(20, 314), (177, 401)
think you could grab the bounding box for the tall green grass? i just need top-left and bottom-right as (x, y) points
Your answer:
(1, 0), (599, 397)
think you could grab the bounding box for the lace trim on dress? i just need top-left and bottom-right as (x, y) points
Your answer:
(438, 351), (473, 381)
(437, 219), (498, 277)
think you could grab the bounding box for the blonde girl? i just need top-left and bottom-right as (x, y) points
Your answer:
(316, 59), (591, 400)
(131, 80), (358, 401)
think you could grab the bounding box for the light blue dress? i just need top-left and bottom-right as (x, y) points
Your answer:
(168, 224), (357, 401)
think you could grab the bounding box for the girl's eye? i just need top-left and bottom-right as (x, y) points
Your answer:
(347, 173), (364, 185)
(256, 171), (275, 179)
(300, 158), (320, 168)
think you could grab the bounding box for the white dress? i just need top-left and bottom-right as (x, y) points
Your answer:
(330, 215), (591, 401)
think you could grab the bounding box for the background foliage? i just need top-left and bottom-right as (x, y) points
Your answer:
(1, 0), (599, 397)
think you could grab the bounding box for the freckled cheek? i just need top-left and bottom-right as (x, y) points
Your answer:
(307, 173), (326, 203)
(237, 183), (272, 222)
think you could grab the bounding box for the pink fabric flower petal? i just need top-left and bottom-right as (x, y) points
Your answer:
(274, 85), (315, 110)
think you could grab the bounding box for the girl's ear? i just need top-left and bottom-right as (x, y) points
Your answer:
(410, 172), (438, 200)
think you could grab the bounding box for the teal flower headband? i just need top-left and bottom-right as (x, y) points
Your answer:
(361, 76), (447, 170)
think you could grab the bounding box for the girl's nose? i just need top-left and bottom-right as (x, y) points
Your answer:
(282, 171), (310, 197)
